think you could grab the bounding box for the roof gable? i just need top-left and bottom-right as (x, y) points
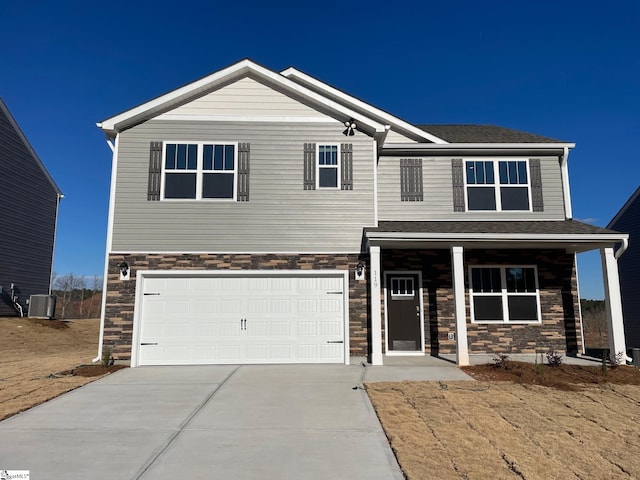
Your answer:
(157, 76), (336, 121)
(608, 185), (640, 229)
(280, 67), (445, 144)
(98, 59), (387, 136)
(0, 98), (62, 196)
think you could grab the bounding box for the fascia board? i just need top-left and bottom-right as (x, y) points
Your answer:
(382, 142), (576, 150)
(281, 67), (447, 144)
(365, 232), (628, 243)
(98, 59), (386, 135)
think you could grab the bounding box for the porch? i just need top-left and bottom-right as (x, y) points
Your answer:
(365, 220), (629, 365)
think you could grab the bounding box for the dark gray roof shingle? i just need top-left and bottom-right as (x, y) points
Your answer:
(367, 220), (622, 236)
(417, 124), (568, 144)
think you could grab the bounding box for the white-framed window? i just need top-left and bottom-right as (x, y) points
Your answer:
(391, 277), (415, 298)
(162, 142), (237, 200)
(469, 266), (541, 323)
(317, 144), (340, 189)
(465, 159), (531, 211)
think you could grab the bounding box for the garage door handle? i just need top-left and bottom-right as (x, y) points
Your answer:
(141, 342), (158, 346)
(326, 341), (344, 344)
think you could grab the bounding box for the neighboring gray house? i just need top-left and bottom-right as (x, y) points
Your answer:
(0, 98), (62, 316)
(96, 59), (629, 366)
(608, 186), (640, 349)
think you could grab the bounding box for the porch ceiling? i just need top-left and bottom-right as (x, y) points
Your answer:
(365, 220), (628, 254)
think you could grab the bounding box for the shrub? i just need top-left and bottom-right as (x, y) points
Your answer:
(492, 353), (511, 369)
(546, 349), (563, 367)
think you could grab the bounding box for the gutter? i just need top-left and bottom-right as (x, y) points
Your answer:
(366, 232), (628, 243)
(615, 236), (629, 260)
(381, 142), (576, 150)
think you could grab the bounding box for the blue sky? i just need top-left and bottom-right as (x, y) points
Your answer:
(1, 1), (638, 299)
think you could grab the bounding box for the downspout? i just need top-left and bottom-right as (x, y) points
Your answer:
(560, 147), (573, 219)
(613, 237), (631, 362)
(10, 284), (24, 317)
(49, 193), (64, 294)
(574, 253), (586, 355)
(93, 135), (118, 363)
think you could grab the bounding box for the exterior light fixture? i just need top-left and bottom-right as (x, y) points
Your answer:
(355, 261), (366, 280)
(343, 118), (357, 136)
(117, 261), (130, 281)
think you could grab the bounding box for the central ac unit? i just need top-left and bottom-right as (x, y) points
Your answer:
(28, 295), (57, 319)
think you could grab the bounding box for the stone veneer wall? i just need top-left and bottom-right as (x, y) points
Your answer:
(104, 253), (369, 362)
(381, 249), (582, 355)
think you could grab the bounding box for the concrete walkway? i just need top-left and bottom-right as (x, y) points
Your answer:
(0, 362), (471, 479)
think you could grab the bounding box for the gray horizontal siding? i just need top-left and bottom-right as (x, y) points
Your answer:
(0, 105), (58, 316)
(112, 120), (375, 252)
(377, 155), (566, 221)
(609, 197), (640, 348)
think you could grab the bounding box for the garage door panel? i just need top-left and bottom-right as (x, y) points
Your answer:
(138, 274), (345, 365)
(268, 322), (291, 336)
(194, 322), (217, 337)
(319, 321), (342, 336)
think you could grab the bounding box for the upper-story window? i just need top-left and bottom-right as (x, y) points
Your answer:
(317, 144), (340, 189)
(465, 160), (530, 211)
(163, 142), (236, 200)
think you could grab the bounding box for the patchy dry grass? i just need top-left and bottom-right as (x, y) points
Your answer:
(367, 367), (640, 480)
(0, 317), (123, 421)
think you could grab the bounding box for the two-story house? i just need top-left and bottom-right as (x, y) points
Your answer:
(0, 98), (62, 317)
(96, 59), (628, 367)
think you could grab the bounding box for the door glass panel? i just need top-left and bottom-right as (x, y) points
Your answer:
(391, 277), (415, 297)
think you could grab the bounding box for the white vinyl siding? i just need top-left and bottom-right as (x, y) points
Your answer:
(377, 155), (566, 221)
(160, 77), (335, 119)
(112, 121), (375, 252)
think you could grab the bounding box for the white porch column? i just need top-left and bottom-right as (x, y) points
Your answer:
(451, 246), (469, 366)
(370, 245), (383, 365)
(600, 247), (627, 363)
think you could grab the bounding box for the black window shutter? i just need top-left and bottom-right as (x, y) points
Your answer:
(303, 143), (316, 190)
(237, 143), (250, 201)
(148, 141), (162, 201)
(530, 158), (544, 211)
(400, 158), (423, 201)
(341, 143), (353, 190)
(451, 159), (465, 212)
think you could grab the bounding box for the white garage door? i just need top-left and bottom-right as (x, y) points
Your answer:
(136, 274), (346, 365)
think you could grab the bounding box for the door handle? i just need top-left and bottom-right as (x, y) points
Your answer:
(240, 318), (247, 330)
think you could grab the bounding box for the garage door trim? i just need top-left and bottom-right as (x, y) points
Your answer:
(131, 269), (350, 367)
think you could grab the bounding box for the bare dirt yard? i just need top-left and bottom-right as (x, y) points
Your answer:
(4, 318), (640, 479)
(367, 362), (640, 479)
(0, 317), (124, 421)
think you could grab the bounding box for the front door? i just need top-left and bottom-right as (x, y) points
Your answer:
(386, 273), (423, 352)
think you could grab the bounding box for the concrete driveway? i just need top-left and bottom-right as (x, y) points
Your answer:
(0, 362), (471, 479)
